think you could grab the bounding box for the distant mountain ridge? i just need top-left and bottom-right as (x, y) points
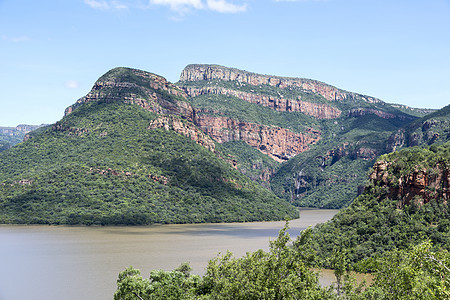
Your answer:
(0, 124), (46, 151)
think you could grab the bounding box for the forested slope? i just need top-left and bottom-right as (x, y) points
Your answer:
(0, 67), (297, 225)
(313, 142), (450, 267)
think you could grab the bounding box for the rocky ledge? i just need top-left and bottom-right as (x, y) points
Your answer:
(183, 86), (341, 119)
(65, 67), (194, 121)
(194, 113), (321, 162)
(370, 160), (449, 207)
(180, 64), (383, 104)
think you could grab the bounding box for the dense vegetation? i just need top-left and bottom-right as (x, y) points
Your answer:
(312, 142), (450, 268)
(114, 223), (450, 299)
(396, 104), (450, 148)
(0, 99), (297, 225)
(219, 140), (279, 186)
(190, 93), (319, 134)
(0, 140), (10, 152)
(271, 113), (408, 208)
(179, 69), (425, 209)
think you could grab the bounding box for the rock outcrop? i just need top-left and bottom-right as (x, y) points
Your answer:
(194, 114), (320, 162)
(326, 142), (379, 161)
(65, 67), (194, 121)
(180, 64), (383, 104)
(183, 86), (341, 119)
(386, 105), (450, 151)
(148, 115), (216, 153)
(369, 160), (449, 207)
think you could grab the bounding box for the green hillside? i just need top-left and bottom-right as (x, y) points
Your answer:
(0, 124), (45, 151)
(271, 113), (408, 208)
(178, 64), (423, 208)
(388, 104), (450, 151)
(0, 68), (298, 225)
(312, 142), (450, 268)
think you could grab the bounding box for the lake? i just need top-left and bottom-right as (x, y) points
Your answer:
(0, 209), (338, 300)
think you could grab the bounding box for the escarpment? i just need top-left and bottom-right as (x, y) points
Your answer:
(194, 113), (321, 162)
(50, 64), (443, 211)
(369, 156), (449, 207)
(149, 115), (216, 153)
(183, 86), (341, 119)
(65, 67), (194, 121)
(180, 64), (383, 104)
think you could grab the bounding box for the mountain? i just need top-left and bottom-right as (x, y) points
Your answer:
(0, 124), (46, 151)
(387, 104), (450, 152)
(0, 67), (298, 225)
(177, 64), (429, 208)
(312, 141), (450, 268)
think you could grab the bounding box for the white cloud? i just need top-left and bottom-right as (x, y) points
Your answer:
(11, 36), (30, 42)
(2, 35), (30, 43)
(65, 80), (80, 89)
(274, 0), (328, 2)
(150, 0), (203, 13)
(206, 0), (246, 13)
(149, 0), (247, 14)
(84, 0), (128, 10)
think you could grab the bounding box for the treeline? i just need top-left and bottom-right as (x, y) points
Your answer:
(114, 223), (450, 300)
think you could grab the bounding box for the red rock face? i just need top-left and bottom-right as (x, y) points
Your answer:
(194, 114), (321, 162)
(369, 160), (449, 207)
(148, 115), (216, 153)
(65, 68), (194, 121)
(183, 86), (341, 119)
(180, 64), (383, 104)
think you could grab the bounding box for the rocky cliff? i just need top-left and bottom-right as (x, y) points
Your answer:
(180, 64), (383, 104)
(386, 104), (450, 151)
(369, 151), (449, 208)
(65, 67), (194, 121)
(195, 113), (321, 162)
(148, 115), (216, 153)
(183, 86), (341, 119)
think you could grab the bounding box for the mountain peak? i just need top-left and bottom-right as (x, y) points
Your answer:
(65, 67), (193, 120)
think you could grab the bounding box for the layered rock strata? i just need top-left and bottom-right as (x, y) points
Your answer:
(180, 64), (383, 104)
(194, 114), (320, 162)
(148, 115), (216, 152)
(370, 160), (449, 207)
(65, 68), (194, 121)
(183, 86), (341, 119)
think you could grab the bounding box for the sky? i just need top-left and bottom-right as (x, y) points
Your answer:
(0, 0), (449, 126)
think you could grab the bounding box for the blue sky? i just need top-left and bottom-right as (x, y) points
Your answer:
(0, 0), (449, 126)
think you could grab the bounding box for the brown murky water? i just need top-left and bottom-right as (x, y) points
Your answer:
(0, 209), (338, 300)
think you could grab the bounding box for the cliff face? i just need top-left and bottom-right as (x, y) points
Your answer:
(326, 142), (379, 161)
(148, 115), (216, 153)
(386, 104), (450, 151)
(369, 159), (449, 207)
(195, 114), (320, 162)
(180, 64), (383, 104)
(65, 67), (194, 121)
(349, 108), (402, 120)
(62, 67), (321, 164)
(183, 86), (341, 119)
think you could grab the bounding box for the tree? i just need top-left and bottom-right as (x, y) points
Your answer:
(363, 241), (450, 299)
(198, 223), (334, 299)
(113, 264), (201, 300)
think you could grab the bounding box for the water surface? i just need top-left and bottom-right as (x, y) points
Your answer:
(0, 209), (337, 300)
